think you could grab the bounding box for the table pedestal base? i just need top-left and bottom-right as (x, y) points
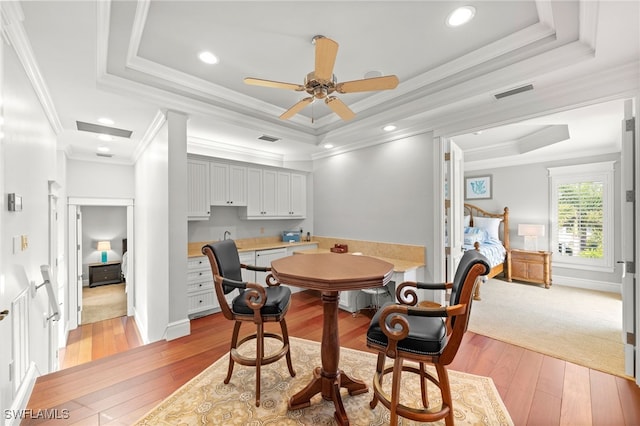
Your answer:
(288, 366), (368, 425)
(288, 291), (369, 425)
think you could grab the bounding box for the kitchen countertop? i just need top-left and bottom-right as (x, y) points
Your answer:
(188, 240), (318, 258)
(291, 248), (423, 273)
(188, 238), (425, 273)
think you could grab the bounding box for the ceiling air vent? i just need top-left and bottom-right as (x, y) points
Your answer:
(76, 121), (133, 138)
(96, 153), (114, 158)
(494, 84), (534, 100)
(258, 135), (280, 142)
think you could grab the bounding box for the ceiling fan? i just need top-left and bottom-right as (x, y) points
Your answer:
(244, 36), (399, 121)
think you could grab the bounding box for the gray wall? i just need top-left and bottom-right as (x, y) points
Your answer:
(81, 206), (127, 285)
(313, 133), (434, 278)
(465, 152), (621, 287)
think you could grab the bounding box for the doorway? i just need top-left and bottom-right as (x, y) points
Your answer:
(441, 98), (637, 382)
(67, 198), (134, 333)
(80, 206), (127, 324)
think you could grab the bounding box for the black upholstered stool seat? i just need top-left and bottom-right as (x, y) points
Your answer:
(366, 302), (447, 355)
(232, 285), (291, 317)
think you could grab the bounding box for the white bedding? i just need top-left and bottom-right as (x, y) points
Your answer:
(463, 240), (506, 268)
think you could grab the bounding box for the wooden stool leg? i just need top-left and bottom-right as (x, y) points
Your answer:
(225, 321), (242, 384)
(436, 363), (454, 426)
(255, 323), (264, 407)
(420, 362), (429, 408)
(370, 352), (385, 409)
(390, 357), (403, 426)
(280, 319), (296, 377)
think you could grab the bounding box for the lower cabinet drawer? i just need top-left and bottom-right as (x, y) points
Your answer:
(187, 280), (212, 293)
(188, 290), (217, 314)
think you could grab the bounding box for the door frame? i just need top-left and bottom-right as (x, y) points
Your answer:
(67, 197), (134, 332)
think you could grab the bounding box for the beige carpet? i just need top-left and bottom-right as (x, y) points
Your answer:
(135, 337), (512, 425)
(82, 283), (127, 324)
(468, 278), (626, 377)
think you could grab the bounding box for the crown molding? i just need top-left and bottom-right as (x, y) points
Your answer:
(1, 1), (63, 134)
(188, 136), (284, 166)
(125, 0), (300, 125)
(132, 109), (166, 163)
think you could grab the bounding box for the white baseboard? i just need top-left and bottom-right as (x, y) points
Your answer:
(132, 306), (150, 345)
(165, 318), (190, 341)
(6, 362), (39, 426)
(552, 274), (621, 294)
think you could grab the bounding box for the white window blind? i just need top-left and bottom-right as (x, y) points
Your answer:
(548, 162), (614, 272)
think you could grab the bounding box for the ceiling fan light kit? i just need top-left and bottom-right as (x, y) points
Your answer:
(244, 36), (399, 121)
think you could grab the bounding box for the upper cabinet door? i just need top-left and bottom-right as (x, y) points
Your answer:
(210, 162), (229, 206)
(187, 159), (211, 220)
(228, 165), (247, 206)
(276, 172), (292, 216)
(290, 173), (306, 217)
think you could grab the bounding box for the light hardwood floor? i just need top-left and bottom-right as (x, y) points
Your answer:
(27, 290), (640, 425)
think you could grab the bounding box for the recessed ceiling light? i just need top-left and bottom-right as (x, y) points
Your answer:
(383, 125), (397, 132)
(97, 146), (110, 153)
(324, 144), (334, 149)
(473, 131), (483, 135)
(98, 134), (113, 142)
(446, 6), (476, 27)
(198, 51), (219, 65)
(97, 117), (114, 125)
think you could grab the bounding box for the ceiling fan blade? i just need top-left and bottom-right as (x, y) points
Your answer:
(325, 96), (355, 121)
(244, 77), (304, 91)
(314, 37), (339, 81)
(279, 97), (314, 120)
(336, 75), (399, 93)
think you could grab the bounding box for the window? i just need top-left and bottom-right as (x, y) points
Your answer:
(548, 162), (615, 272)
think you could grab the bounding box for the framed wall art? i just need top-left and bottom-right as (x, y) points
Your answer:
(465, 175), (492, 200)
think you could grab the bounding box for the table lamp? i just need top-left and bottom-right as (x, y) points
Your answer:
(97, 240), (111, 263)
(518, 224), (545, 251)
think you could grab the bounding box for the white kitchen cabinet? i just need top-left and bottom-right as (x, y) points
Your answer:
(276, 172), (306, 217)
(239, 251), (256, 283)
(338, 268), (420, 313)
(187, 256), (218, 317)
(187, 159), (211, 220)
(210, 162), (247, 206)
(254, 247), (299, 291)
(290, 172), (307, 217)
(246, 167), (278, 218)
(244, 167), (306, 219)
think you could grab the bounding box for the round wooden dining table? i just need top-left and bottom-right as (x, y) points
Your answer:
(270, 252), (394, 426)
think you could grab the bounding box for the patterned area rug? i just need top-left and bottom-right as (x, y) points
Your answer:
(135, 337), (513, 425)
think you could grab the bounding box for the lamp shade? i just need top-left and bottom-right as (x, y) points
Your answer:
(97, 241), (111, 251)
(517, 224), (545, 237)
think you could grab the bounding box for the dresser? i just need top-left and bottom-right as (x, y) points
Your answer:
(508, 249), (552, 288)
(88, 261), (122, 287)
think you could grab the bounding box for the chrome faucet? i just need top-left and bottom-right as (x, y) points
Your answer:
(224, 230), (231, 240)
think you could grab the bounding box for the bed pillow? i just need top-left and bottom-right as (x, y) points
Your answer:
(464, 215), (471, 227)
(473, 216), (501, 241)
(463, 227), (487, 245)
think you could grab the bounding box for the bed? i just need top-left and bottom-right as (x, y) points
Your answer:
(463, 203), (510, 300)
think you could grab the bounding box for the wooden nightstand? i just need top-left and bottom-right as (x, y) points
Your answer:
(507, 249), (552, 288)
(88, 261), (122, 287)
